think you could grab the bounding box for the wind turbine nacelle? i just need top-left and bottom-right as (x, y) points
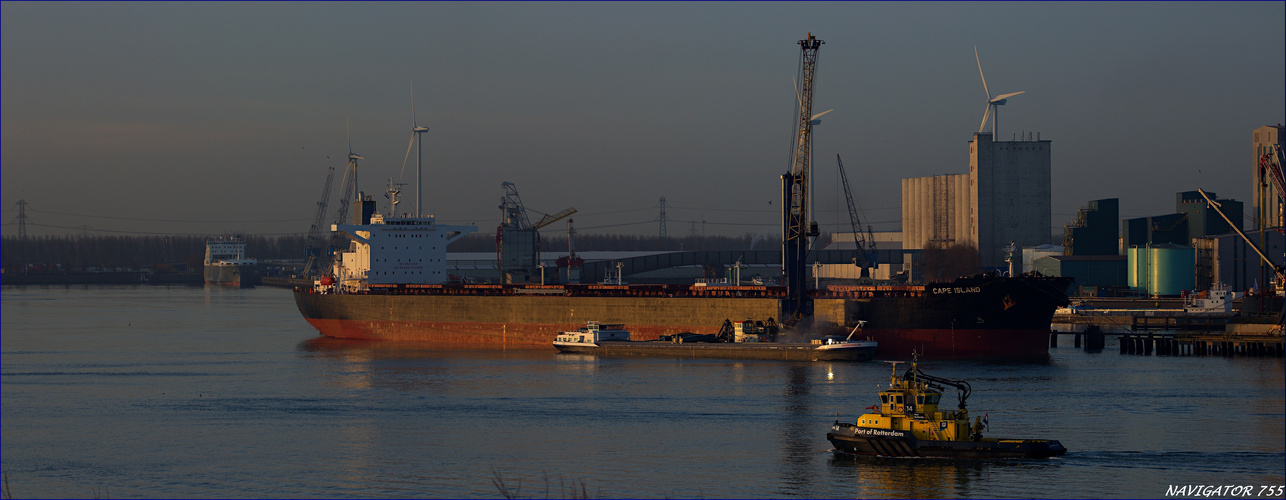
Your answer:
(993, 99), (1007, 105)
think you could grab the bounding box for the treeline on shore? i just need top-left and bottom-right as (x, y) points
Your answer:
(1, 235), (309, 272)
(2, 233), (781, 272)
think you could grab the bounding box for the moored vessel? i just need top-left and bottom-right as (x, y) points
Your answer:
(550, 319), (877, 362)
(204, 236), (258, 288)
(826, 358), (1067, 458)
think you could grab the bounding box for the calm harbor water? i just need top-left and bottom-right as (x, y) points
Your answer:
(2, 285), (1283, 499)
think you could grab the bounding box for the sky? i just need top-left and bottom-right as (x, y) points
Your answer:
(2, 2), (1283, 241)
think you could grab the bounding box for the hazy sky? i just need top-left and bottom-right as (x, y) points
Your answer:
(3, 2), (1283, 240)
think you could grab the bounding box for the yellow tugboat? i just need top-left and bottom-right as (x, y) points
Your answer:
(827, 357), (1067, 458)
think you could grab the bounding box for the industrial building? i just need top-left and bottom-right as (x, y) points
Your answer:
(1252, 124), (1284, 230)
(1062, 198), (1119, 256)
(1038, 198), (1126, 294)
(1193, 232), (1283, 293)
(901, 174), (970, 250)
(1122, 191), (1242, 248)
(1034, 255), (1128, 294)
(900, 132), (1052, 269)
(970, 132), (1053, 268)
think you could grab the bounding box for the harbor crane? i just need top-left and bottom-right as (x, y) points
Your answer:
(496, 182), (576, 283)
(301, 166), (335, 276)
(1198, 188), (1283, 287)
(836, 154), (876, 278)
(782, 32), (824, 320)
(1258, 144), (1285, 232)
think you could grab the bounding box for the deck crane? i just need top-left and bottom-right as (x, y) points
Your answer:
(496, 182), (576, 283)
(836, 154), (876, 278)
(325, 148), (362, 271)
(782, 32), (824, 321)
(301, 166), (336, 276)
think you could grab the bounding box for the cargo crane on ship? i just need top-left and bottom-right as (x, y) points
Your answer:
(327, 143), (363, 265)
(836, 154), (877, 279)
(301, 166), (336, 276)
(782, 33), (825, 321)
(497, 181), (576, 283)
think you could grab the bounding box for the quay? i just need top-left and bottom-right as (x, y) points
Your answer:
(1116, 332), (1284, 357)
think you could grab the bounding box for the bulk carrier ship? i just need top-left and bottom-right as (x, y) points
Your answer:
(292, 32), (1071, 359)
(292, 207), (1070, 359)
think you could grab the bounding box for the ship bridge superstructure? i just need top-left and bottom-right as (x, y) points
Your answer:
(333, 214), (477, 287)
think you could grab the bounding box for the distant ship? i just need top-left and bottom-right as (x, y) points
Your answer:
(204, 236), (258, 287)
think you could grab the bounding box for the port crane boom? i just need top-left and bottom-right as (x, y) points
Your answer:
(836, 154), (875, 277)
(302, 166), (336, 276)
(497, 182), (576, 283)
(1198, 188), (1284, 284)
(783, 32), (824, 320)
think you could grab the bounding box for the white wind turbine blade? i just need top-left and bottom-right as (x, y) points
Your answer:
(978, 103), (991, 134)
(399, 133), (416, 180)
(811, 108), (834, 122)
(975, 46), (991, 99)
(991, 91), (1025, 103)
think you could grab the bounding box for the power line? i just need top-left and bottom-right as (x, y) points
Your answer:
(24, 223), (306, 237)
(27, 209), (310, 224)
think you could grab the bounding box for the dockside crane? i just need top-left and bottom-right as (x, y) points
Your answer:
(1258, 144), (1285, 232)
(836, 154), (876, 278)
(782, 32), (824, 320)
(1198, 188), (1283, 287)
(301, 166), (336, 276)
(496, 182), (576, 283)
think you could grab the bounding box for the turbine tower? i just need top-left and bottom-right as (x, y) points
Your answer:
(400, 82), (430, 217)
(975, 46), (1025, 137)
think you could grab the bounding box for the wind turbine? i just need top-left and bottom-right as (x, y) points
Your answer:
(975, 46), (1025, 137)
(400, 81), (430, 218)
(347, 117), (363, 201)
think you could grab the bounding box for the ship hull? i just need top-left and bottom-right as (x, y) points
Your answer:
(293, 275), (1070, 359)
(815, 275), (1071, 359)
(827, 424), (1067, 459)
(204, 264), (259, 288)
(294, 292), (782, 347)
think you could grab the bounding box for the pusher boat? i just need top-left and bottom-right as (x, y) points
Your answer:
(826, 357), (1067, 458)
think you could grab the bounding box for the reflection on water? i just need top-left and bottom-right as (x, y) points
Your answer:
(3, 286), (1282, 498)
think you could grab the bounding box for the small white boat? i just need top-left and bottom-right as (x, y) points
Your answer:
(553, 321), (630, 350)
(813, 321), (878, 357)
(1184, 282), (1240, 314)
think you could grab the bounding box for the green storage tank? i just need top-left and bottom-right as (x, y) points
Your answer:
(1126, 244), (1195, 296)
(1148, 245), (1194, 296)
(1126, 247), (1146, 290)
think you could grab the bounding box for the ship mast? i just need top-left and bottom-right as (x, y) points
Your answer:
(783, 33), (824, 321)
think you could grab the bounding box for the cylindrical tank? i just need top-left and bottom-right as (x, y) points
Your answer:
(1126, 246), (1146, 291)
(1147, 245), (1195, 296)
